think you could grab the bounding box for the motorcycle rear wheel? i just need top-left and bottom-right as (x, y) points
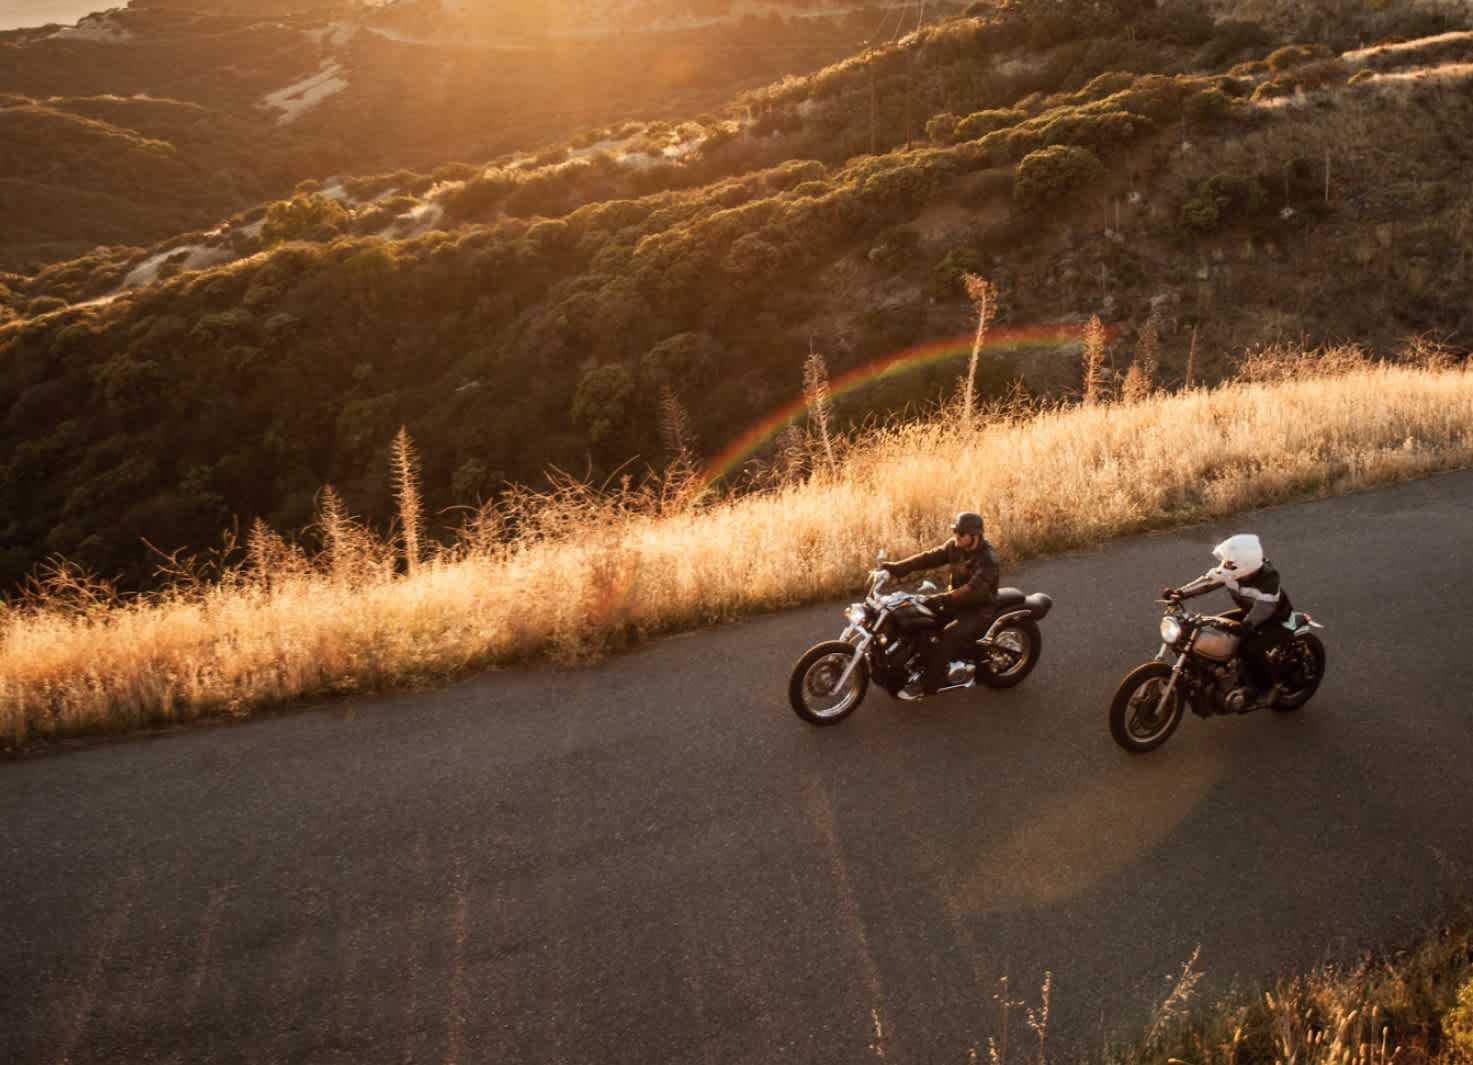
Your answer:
(788, 640), (869, 725)
(1273, 632), (1326, 711)
(977, 619), (1042, 689)
(1109, 661), (1184, 753)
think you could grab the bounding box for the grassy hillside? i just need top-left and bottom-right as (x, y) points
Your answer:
(0, 0), (1470, 595)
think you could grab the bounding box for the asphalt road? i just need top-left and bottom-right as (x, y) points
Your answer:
(4, 470), (1473, 1065)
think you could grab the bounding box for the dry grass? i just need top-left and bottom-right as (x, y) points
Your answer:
(1118, 919), (1473, 1065)
(3, 351), (1473, 747)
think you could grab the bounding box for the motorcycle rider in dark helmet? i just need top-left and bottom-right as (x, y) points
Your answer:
(880, 511), (1001, 700)
(1162, 533), (1295, 709)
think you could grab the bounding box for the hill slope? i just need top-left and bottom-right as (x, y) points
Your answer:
(0, 0), (1470, 591)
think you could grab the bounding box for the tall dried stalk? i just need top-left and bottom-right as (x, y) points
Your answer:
(1122, 316), (1156, 402)
(1082, 314), (1108, 406)
(962, 273), (998, 423)
(657, 384), (696, 466)
(390, 426), (423, 576)
(316, 484), (349, 577)
(1185, 325), (1199, 390)
(803, 346), (837, 476)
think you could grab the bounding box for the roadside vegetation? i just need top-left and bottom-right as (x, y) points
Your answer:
(990, 918), (1473, 1065)
(3, 337), (1470, 750)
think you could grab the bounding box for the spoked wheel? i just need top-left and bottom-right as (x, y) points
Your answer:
(788, 640), (869, 725)
(1273, 633), (1326, 711)
(977, 619), (1042, 689)
(1109, 661), (1184, 753)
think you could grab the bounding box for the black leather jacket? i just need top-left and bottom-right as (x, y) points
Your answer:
(1178, 559), (1293, 629)
(887, 537), (1000, 610)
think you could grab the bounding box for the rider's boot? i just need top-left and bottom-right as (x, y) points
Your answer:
(898, 677), (926, 701)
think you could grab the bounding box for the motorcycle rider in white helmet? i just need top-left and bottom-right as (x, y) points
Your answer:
(1162, 533), (1295, 710)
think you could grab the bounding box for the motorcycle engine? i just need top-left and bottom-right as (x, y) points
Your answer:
(869, 634), (914, 690)
(1209, 662), (1252, 714)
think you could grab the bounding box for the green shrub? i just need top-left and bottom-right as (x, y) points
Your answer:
(1184, 87), (1234, 123)
(760, 160), (826, 192)
(724, 233), (784, 285)
(260, 182), (349, 248)
(1177, 173), (1269, 235)
(859, 163), (933, 218)
(439, 173), (512, 224)
(926, 111), (960, 145)
(955, 108), (1027, 142)
(1230, 59), (1270, 78)
(1266, 44), (1335, 72)
(639, 332), (720, 392)
(1014, 144), (1106, 212)
(1071, 72), (1136, 104)
(1178, 194), (1221, 234)
(1251, 80), (1295, 103)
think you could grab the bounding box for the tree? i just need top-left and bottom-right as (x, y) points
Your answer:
(572, 364), (636, 448)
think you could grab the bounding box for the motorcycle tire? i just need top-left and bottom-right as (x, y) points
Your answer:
(976, 619), (1042, 689)
(1109, 661), (1184, 753)
(1272, 632), (1326, 712)
(788, 640), (869, 725)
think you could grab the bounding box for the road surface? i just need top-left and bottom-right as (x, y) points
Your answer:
(3, 470), (1472, 1065)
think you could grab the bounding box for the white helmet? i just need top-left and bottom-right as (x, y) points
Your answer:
(1210, 533), (1264, 582)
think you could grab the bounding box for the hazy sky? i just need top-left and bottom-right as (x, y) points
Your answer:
(0, 2), (113, 31)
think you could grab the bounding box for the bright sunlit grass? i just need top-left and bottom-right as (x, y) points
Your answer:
(3, 352), (1472, 747)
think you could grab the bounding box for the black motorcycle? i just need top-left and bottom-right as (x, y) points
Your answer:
(1108, 599), (1327, 753)
(787, 554), (1053, 725)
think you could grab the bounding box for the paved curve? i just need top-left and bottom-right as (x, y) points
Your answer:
(3, 470), (1472, 1065)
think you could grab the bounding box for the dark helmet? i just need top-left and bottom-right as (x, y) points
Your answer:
(953, 511), (984, 538)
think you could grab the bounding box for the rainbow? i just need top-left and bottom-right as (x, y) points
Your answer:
(694, 323), (1091, 495)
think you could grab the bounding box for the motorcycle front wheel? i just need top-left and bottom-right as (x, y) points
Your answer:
(1273, 632), (1326, 711)
(788, 640), (869, 725)
(1109, 661), (1184, 753)
(977, 619), (1042, 689)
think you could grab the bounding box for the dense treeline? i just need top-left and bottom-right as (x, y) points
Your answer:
(1, 0), (1469, 591)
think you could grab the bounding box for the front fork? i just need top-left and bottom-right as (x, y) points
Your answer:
(831, 629), (874, 693)
(1151, 643), (1186, 714)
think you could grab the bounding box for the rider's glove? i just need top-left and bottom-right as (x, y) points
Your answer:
(1161, 586), (1180, 601)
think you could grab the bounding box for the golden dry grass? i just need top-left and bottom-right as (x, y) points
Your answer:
(3, 355), (1473, 747)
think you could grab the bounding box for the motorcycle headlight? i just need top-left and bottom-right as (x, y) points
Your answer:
(1160, 615), (1183, 644)
(845, 603), (867, 627)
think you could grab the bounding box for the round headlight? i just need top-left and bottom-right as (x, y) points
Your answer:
(1160, 616), (1183, 644)
(845, 604), (866, 626)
